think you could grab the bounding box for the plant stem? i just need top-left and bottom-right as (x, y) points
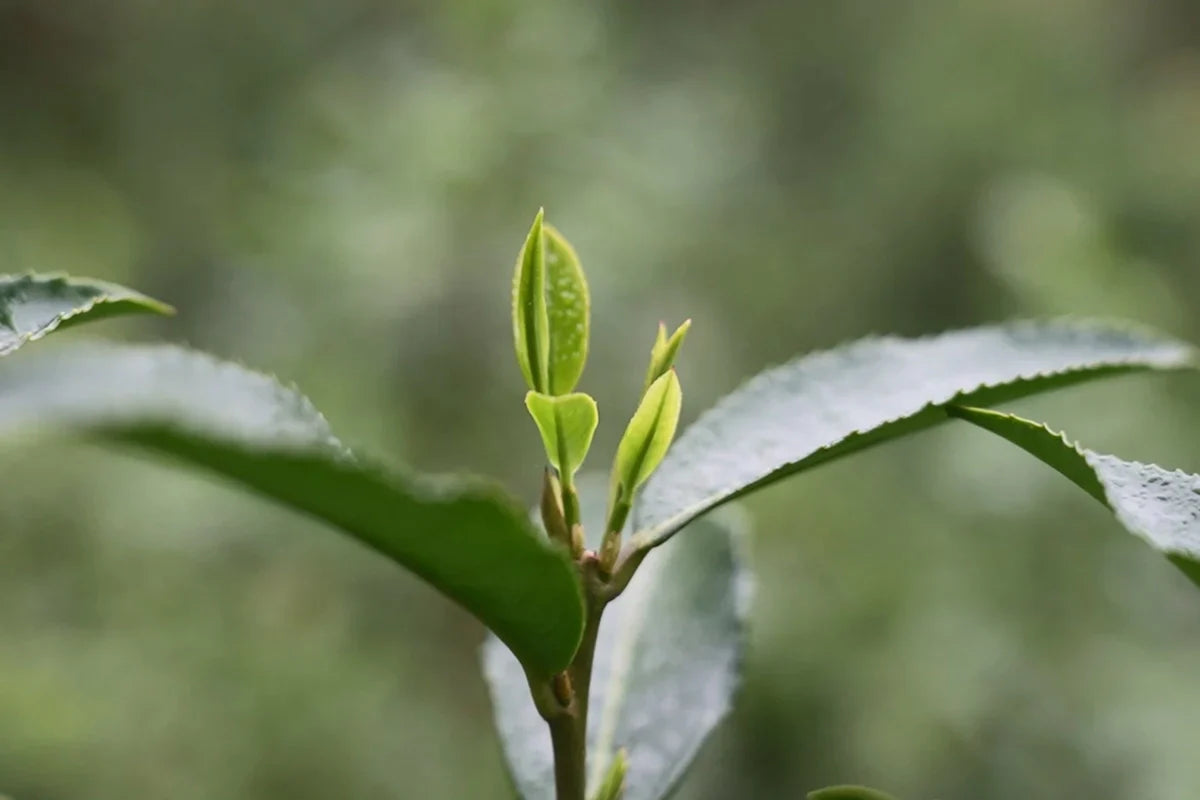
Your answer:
(549, 577), (606, 800)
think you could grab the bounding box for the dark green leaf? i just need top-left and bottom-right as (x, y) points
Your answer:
(544, 223), (590, 396)
(807, 786), (900, 800)
(950, 405), (1200, 587)
(0, 343), (584, 674)
(484, 479), (750, 800)
(0, 273), (172, 356)
(635, 320), (1193, 548)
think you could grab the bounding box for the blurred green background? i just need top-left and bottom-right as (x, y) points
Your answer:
(4, 1), (1200, 798)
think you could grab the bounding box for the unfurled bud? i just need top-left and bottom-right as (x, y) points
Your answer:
(643, 319), (691, 391)
(512, 209), (590, 395)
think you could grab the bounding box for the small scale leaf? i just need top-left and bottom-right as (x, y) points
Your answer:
(591, 749), (628, 800)
(644, 320), (691, 391)
(635, 320), (1194, 549)
(513, 209), (550, 393)
(613, 370), (682, 495)
(526, 391), (599, 477)
(950, 405), (1200, 587)
(484, 479), (750, 800)
(0, 343), (585, 674)
(807, 786), (900, 800)
(0, 273), (172, 356)
(544, 223), (590, 395)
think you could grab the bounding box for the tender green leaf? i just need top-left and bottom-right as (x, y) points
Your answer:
(644, 319), (691, 391)
(544, 223), (590, 395)
(484, 479), (750, 800)
(513, 209), (550, 393)
(0, 343), (585, 674)
(526, 391), (600, 477)
(591, 749), (628, 800)
(807, 786), (900, 800)
(613, 370), (683, 495)
(0, 273), (172, 356)
(634, 320), (1194, 548)
(950, 405), (1200, 587)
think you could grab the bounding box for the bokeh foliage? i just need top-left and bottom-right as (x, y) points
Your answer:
(3, 0), (1200, 798)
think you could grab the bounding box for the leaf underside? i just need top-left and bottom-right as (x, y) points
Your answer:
(950, 405), (1200, 587)
(0, 273), (173, 356)
(484, 479), (751, 800)
(635, 320), (1194, 548)
(0, 342), (584, 674)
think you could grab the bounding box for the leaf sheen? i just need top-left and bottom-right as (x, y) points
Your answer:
(634, 320), (1193, 548)
(0, 273), (172, 356)
(950, 405), (1200, 587)
(0, 342), (585, 674)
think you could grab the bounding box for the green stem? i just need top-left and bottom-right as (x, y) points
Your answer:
(548, 569), (606, 800)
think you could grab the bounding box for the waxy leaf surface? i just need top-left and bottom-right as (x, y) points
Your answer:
(0, 343), (584, 674)
(635, 321), (1193, 548)
(951, 405), (1200, 587)
(0, 273), (171, 356)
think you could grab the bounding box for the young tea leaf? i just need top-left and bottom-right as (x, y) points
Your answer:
(634, 320), (1194, 549)
(644, 320), (691, 392)
(0, 273), (172, 356)
(591, 749), (628, 800)
(526, 391), (600, 477)
(613, 370), (682, 496)
(484, 479), (750, 800)
(544, 223), (590, 396)
(0, 342), (585, 675)
(807, 786), (900, 800)
(950, 405), (1200, 587)
(513, 209), (550, 393)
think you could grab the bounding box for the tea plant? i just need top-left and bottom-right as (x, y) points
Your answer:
(2, 214), (1200, 800)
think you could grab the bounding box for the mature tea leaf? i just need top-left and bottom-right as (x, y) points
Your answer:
(484, 480), (750, 800)
(0, 273), (172, 356)
(526, 391), (599, 477)
(544, 224), (590, 395)
(513, 209), (550, 393)
(950, 406), (1200, 587)
(635, 320), (1193, 548)
(0, 343), (585, 674)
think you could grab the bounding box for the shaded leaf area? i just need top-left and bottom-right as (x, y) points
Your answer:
(0, 274), (172, 355)
(484, 480), (751, 800)
(808, 786), (900, 800)
(0, 342), (584, 674)
(950, 406), (1200, 587)
(635, 321), (1193, 548)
